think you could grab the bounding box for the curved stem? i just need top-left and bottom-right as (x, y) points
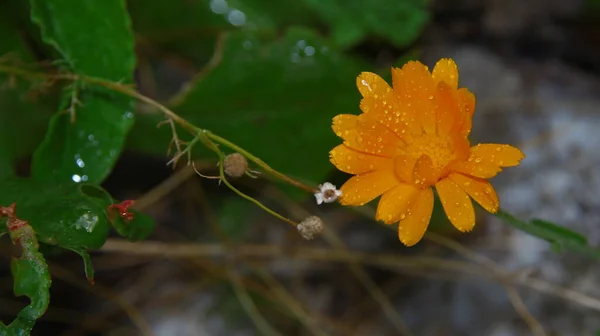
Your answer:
(205, 131), (318, 193)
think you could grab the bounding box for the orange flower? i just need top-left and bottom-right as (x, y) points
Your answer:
(329, 58), (525, 246)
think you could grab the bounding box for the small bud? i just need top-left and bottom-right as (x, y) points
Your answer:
(297, 216), (324, 240)
(224, 153), (248, 178)
(314, 182), (342, 205)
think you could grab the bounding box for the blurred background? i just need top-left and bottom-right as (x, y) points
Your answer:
(2, 0), (600, 335)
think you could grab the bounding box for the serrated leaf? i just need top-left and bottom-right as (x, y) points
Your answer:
(129, 28), (363, 198)
(0, 205), (51, 335)
(29, 0), (136, 184)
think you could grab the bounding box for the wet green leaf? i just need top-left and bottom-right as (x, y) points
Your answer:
(0, 204), (51, 335)
(129, 28), (362, 197)
(495, 209), (600, 259)
(0, 179), (116, 283)
(303, 0), (430, 48)
(0, 179), (113, 251)
(29, 0), (136, 184)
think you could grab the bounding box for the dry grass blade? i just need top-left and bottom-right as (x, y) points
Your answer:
(262, 186), (414, 335)
(426, 233), (547, 335)
(49, 263), (155, 336)
(252, 265), (330, 336)
(100, 239), (600, 314)
(227, 265), (282, 336)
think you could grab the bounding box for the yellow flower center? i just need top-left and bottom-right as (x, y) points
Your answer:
(396, 133), (469, 188)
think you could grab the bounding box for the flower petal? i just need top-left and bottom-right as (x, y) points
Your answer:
(470, 144), (525, 167)
(434, 81), (460, 136)
(339, 169), (398, 206)
(432, 58), (459, 89)
(332, 114), (358, 139)
(451, 160), (502, 179)
(330, 144), (393, 174)
(393, 154), (416, 183)
(359, 97), (415, 140)
(398, 187), (434, 246)
(356, 72), (392, 99)
(435, 178), (475, 232)
(449, 173), (499, 213)
(333, 114), (401, 157)
(456, 88), (475, 137)
(376, 184), (419, 224)
(391, 61), (435, 134)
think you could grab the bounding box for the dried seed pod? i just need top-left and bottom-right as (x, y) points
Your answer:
(297, 216), (324, 240)
(223, 153), (248, 178)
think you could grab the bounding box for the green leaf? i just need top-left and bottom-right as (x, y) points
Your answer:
(530, 219), (588, 246)
(303, 0), (430, 48)
(128, 0), (317, 66)
(495, 209), (600, 259)
(129, 28), (363, 197)
(110, 210), (155, 242)
(29, 0), (136, 184)
(0, 9), (56, 166)
(0, 179), (113, 251)
(0, 178), (117, 282)
(0, 204), (51, 335)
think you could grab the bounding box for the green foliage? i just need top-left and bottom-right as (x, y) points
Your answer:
(0, 179), (114, 279)
(495, 210), (600, 259)
(0, 205), (51, 336)
(110, 209), (155, 242)
(29, 0), (136, 184)
(130, 28), (363, 196)
(304, 0), (430, 48)
(0, 12), (56, 168)
(1, 0), (594, 334)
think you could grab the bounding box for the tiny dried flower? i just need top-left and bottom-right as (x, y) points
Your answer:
(314, 182), (342, 205)
(223, 152), (248, 178)
(330, 58), (525, 246)
(297, 216), (324, 240)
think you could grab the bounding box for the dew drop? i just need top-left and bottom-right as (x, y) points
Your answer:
(474, 158), (482, 163)
(495, 147), (502, 152)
